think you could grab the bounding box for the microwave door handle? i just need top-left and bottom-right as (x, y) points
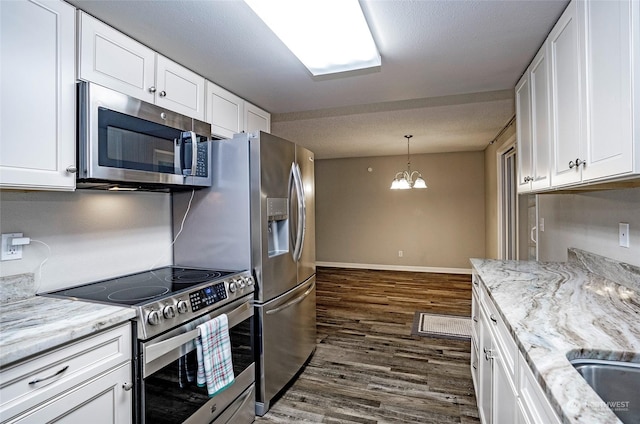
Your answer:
(189, 131), (198, 176)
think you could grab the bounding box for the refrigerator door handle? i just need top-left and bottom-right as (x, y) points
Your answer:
(290, 162), (306, 262)
(265, 279), (316, 315)
(294, 163), (306, 261)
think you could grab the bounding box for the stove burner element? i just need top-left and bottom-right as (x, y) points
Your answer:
(165, 270), (223, 283)
(108, 286), (170, 302)
(62, 285), (107, 296)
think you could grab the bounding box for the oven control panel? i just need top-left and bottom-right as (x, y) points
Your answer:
(189, 282), (227, 312)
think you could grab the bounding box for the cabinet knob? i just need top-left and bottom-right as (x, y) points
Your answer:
(148, 86), (156, 93)
(490, 314), (498, 324)
(66, 165), (77, 174)
(159, 91), (167, 97)
(568, 160), (575, 169)
(122, 382), (133, 391)
(575, 158), (585, 167)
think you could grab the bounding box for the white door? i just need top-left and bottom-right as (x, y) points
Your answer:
(78, 11), (156, 103)
(206, 82), (244, 139)
(529, 43), (551, 192)
(581, 0), (633, 182)
(155, 55), (205, 120)
(549, 1), (583, 187)
(0, 0), (76, 191)
(515, 76), (532, 193)
(245, 102), (271, 134)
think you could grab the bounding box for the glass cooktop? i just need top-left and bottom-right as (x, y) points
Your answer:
(45, 266), (236, 306)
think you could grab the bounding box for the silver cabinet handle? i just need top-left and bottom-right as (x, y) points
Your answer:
(122, 382), (134, 391)
(28, 365), (69, 385)
(148, 86), (156, 93)
(569, 160), (575, 169)
(66, 165), (77, 174)
(575, 158), (584, 167)
(159, 90), (167, 97)
(490, 314), (498, 324)
(472, 316), (478, 323)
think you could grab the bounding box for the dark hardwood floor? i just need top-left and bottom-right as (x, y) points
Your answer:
(255, 267), (481, 423)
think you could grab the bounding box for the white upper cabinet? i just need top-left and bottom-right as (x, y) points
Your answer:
(549, 0), (584, 187)
(245, 102), (271, 134)
(0, 0), (76, 191)
(579, 0), (635, 182)
(78, 11), (155, 103)
(78, 11), (205, 121)
(521, 0), (640, 191)
(517, 42), (551, 194)
(206, 82), (244, 139)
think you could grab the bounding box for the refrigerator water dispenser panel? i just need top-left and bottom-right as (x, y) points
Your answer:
(267, 198), (289, 257)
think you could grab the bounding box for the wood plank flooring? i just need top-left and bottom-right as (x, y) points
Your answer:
(255, 267), (481, 423)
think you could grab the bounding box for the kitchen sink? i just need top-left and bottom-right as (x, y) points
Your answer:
(570, 359), (640, 424)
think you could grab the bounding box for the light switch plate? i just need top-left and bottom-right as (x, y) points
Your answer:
(619, 223), (630, 248)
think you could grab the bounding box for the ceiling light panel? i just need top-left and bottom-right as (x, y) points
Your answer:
(244, 0), (380, 76)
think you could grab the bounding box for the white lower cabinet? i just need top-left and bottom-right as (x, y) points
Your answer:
(472, 276), (560, 424)
(0, 323), (132, 424)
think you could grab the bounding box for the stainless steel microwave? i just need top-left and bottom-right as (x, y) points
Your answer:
(77, 81), (212, 190)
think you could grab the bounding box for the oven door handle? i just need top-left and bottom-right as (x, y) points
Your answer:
(144, 301), (253, 365)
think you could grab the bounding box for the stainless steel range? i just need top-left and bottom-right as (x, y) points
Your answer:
(43, 266), (256, 424)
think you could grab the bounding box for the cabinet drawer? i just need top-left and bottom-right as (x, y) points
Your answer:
(0, 323), (131, 422)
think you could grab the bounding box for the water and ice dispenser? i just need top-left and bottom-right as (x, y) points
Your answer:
(267, 198), (289, 257)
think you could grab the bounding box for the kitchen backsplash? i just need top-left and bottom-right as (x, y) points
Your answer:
(0, 273), (36, 303)
(569, 248), (640, 293)
(0, 190), (173, 292)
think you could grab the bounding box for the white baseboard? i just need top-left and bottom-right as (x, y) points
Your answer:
(316, 261), (472, 275)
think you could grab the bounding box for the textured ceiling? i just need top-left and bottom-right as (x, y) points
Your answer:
(67, 0), (569, 159)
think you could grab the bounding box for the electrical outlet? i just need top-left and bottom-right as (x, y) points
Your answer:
(619, 223), (630, 248)
(1, 233), (23, 261)
(398, 250), (403, 258)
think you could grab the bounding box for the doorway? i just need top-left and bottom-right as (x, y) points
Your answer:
(498, 142), (518, 260)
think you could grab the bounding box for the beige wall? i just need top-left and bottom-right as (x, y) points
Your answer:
(315, 151), (485, 271)
(483, 124), (516, 259)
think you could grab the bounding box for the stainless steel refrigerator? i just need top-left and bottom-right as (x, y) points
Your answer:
(172, 131), (316, 416)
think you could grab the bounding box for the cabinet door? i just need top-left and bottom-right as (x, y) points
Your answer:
(0, 0), (75, 191)
(206, 81), (244, 139)
(581, 0), (633, 182)
(9, 363), (132, 424)
(477, 307), (493, 424)
(549, 1), (584, 187)
(245, 102), (271, 134)
(78, 11), (155, 103)
(516, 74), (533, 193)
(529, 44), (551, 192)
(155, 55), (205, 121)
(493, 352), (517, 424)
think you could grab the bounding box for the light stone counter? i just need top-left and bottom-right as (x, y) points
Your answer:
(0, 273), (135, 368)
(471, 249), (640, 424)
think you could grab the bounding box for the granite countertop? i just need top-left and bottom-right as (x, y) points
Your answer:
(0, 274), (136, 368)
(471, 249), (640, 424)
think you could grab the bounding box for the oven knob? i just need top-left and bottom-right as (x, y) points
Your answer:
(163, 304), (176, 319)
(177, 300), (189, 314)
(147, 310), (162, 326)
(245, 276), (254, 286)
(228, 281), (237, 293)
(237, 278), (246, 289)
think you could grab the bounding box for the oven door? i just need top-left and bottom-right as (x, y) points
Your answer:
(137, 296), (254, 424)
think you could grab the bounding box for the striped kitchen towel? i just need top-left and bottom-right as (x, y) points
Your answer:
(195, 314), (235, 397)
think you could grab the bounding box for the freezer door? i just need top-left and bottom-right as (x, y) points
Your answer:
(295, 145), (316, 283)
(254, 276), (316, 416)
(251, 132), (298, 303)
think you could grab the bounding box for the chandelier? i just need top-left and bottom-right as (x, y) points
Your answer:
(390, 135), (427, 190)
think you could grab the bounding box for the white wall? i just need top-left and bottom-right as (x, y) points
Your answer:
(0, 190), (173, 292)
(538, 187), (640, 267)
